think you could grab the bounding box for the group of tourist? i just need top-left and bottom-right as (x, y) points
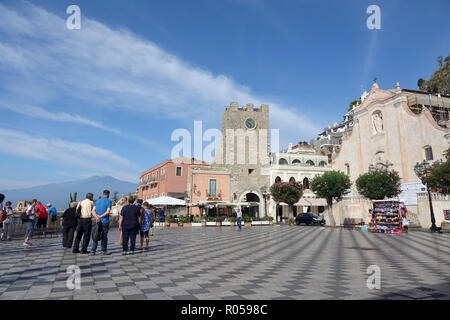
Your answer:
(0, 194), (57, 245)
(0, 191), (159, 254)
(61, 190), (156, 255)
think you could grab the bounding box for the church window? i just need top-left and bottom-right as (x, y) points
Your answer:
(424, 146), (433, 161)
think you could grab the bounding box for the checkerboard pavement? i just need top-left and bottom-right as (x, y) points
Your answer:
(0, 225), (449, 300)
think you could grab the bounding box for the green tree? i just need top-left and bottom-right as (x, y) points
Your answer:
(270, 181), (303, 220)
(424, 148), (450, 194)
(356, 169), (401, 200)
(68, 192), (77, 206)
(310, 171), (351, 226)
(418, 54), (450, 94)
(348, 99), (361, 112)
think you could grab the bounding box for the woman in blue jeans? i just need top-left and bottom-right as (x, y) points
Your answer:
(24, 199), (37, 246)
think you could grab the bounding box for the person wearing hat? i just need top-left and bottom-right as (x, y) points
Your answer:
(61, 202), (78, 249)
(46, 203), (57, 228)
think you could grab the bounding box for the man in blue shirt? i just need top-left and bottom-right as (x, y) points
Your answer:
(46, 203), (57, 228)
(91, 190), (112, 255)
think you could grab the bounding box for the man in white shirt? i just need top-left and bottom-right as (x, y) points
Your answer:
(72, 193), (94, 254)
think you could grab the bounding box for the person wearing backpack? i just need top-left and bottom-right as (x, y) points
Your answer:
(1, 201), (13, 241)
(35, 202), (48, 236)
(24, 199), (37, 246)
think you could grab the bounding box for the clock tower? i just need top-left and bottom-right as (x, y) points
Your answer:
(213, 102), (270, 217)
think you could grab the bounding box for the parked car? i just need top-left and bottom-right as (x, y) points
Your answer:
(295, 213), (325, 226)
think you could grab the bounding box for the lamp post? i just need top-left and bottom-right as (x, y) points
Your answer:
(414, 160), (442, 233)
(260, 186), (268, 217)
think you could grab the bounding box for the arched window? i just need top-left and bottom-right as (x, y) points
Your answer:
(303, 177), (310, 189)
(289, 177), (296, 183)
(275, 176), (282, 183)
(319, 161), (327, 167)
(292, 159), (301, 165)
(424, 146), (433, 161)
(306, 160), (315, 166)
(279, 158), (288, 165)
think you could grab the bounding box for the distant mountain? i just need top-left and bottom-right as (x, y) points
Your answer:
(0, 176), (137, 210)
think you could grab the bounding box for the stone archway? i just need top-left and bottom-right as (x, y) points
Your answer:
(239, 190), (263, 218)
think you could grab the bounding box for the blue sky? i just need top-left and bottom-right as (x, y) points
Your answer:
(0, 0), (449, 189)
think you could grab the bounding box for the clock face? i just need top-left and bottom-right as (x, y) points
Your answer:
(245, 118), (256, 129)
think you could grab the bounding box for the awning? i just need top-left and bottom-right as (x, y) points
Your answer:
(277, 198), (328, 206)
(295, 198), (328, 206)
(188, 201), (259, 207)
(144, 196), (185, 206)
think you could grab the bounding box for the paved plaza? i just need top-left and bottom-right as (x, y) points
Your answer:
(0, 225), (449, 300)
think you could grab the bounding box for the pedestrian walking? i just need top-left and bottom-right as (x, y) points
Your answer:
(72, 193), (94, 254)
(35, 202), (48, 235)
(1, 201), (13, 241)
(139, 202), (153, 250)
(24, 199), (37, 246)
(90, 190), (112, 256)
(61, 202), (78, 249)
(236, 208), (242, 230)
(119, 196), (141, 255)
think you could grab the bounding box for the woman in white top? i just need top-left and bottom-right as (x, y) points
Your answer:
(24, 199), (37, 246)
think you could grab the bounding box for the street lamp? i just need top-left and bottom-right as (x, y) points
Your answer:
(414, 160), (442, 233)
(260, 186), (269, 217)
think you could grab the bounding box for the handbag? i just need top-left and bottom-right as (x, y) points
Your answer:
(91, 222), (103, 242)
(20, 211), (30, 223)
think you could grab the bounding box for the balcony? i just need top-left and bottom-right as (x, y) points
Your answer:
(139, 177), (159, 186)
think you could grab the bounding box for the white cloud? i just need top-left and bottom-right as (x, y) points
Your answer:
(0, 128), (140, 182)
(0, 2), (320, 143)
(0, 104), (161, 148)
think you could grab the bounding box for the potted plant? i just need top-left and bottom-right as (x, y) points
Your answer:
(169, 216), (178, 227)
(177, 215), (184, 227)
(191, 215), (202, 227)
(441, 221), (450, 230)
(221, 216), (232, 226)
(206, 216), (216, 227)
(215, 216), (222, 227)
(200, 215), (207, 227)
(182, 215), (191, 227)
(230, 217), (237, 226)
(288, 217), (295, 226)
(268, 216), (274, 226)
(165, 216), (170, 227)
(243, 215), (252, 227)
(251, 216), (262, 226)
(260, 215), (272, 226)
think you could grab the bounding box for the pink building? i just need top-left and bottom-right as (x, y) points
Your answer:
(186, 166), (231, 216)
(138, 157), (208, 200)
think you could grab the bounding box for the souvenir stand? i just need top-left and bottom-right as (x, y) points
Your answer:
(369, 200), (407, 234)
